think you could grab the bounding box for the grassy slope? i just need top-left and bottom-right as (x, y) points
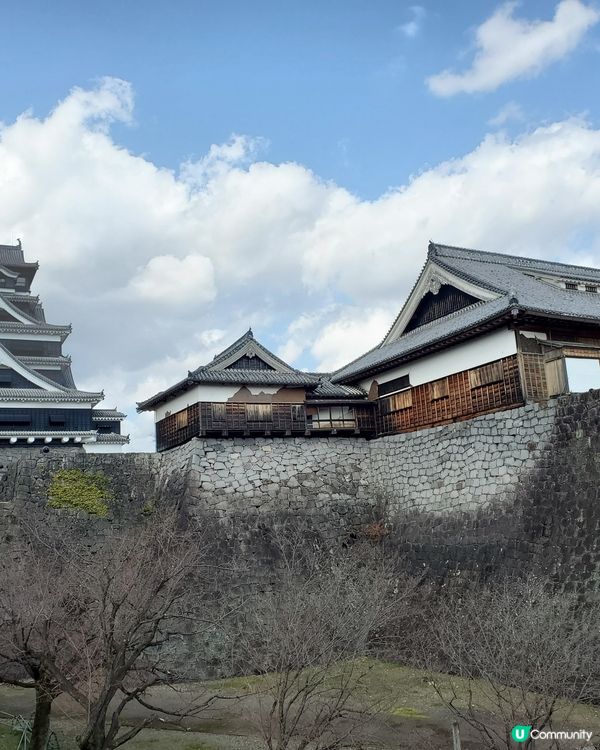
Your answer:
(1, 662), (599, 749)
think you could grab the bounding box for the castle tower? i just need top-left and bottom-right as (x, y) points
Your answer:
(0, 241), (128, 451)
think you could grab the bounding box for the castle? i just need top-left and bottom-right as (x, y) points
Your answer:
(139, 242), (600, 451)
(0, 241), (128, 451)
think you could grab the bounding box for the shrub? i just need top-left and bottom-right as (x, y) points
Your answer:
(47, 469), (111, 517)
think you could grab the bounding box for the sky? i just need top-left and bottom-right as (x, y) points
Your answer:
(1, 0), (600, 450)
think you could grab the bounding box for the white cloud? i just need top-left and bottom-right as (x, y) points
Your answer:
(129, 254), (216, 306)
(180, 134), (267, 185)
(428, 0), (599, 97)
(488, 101), (525, 127)
(5, 80), (600, 447)
(398, 5), (426, 38)
(311, 309), (396, 372)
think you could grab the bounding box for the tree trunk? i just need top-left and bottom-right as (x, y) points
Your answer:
(30, 687), (52, 750)
(79, 722), (107, 750)
(79, 703), (110, 750)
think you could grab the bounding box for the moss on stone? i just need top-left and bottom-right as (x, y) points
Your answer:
(47, 468), (111, 517)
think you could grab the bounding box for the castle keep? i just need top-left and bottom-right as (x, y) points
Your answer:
(0, 241), (127, 451)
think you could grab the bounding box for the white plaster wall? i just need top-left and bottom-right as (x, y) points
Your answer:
(83, 442), (126, 453)
(520, 331), (548, 340)
(360, 328), (517, 392)
(0, 333), (61, 341)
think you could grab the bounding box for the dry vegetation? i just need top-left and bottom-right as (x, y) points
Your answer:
(0, 512), (599, 750)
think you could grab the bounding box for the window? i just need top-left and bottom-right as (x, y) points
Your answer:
(565, 282), (578, 290)
(290, 405), (303, 421)
(48, 413), (66, 427)
(430, 377), (449, 401)
(378, 374), (411, 397)
(469, 361), (504, 388)
(211, 403), (226, 421)
(307, 405), (355, 429)
(387, 389), (413, 412)
(0, 413), (30, 427)
(586, 285), (598, 293)
(246, 403), (272, 421)
(175, 410), (189, 430)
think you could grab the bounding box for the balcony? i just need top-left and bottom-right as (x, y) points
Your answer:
(156, 401), (375, 451)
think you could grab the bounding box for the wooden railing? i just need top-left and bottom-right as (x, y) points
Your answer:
(156, 401), (375, 451)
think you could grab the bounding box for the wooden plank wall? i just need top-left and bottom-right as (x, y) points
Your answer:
(376, 355), (523, 436)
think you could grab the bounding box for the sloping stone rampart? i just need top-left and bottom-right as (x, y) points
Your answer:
(0, 392), (599, 591)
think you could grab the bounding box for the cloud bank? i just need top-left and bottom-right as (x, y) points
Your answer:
(3, 79), (600, 448)
(428, 0), (599, 96)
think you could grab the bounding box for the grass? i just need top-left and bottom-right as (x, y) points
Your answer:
(389, 706), (428, 719)
(2, 662), (600, 749)
(0, 723), (19, 750)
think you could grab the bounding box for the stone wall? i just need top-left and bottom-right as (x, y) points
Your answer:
(366, 402), (555, 514)
(0, 392), (599, 592)
(179, 435), (370, 517)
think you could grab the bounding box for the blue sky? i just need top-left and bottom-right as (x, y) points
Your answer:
(4, 0), (598, 198)
(1, 0), (600, 448)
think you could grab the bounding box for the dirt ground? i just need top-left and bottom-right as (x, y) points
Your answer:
(1, 663), (599, 749)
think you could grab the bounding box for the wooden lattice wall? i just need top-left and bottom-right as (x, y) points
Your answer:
(376, 355), (523, 436)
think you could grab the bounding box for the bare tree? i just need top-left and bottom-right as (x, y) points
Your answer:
(0, 528), (85, 750)
(422, 575), (600, 749)
(235, 525), (404, 750)
(54, 511), (222, 750)
(0, 509), (227, 750)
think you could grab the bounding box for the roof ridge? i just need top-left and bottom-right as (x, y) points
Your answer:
(433, 242), (600, 275)
(0, 340), (71, 392)
(433, 257), (507, 295)
(332, 297), (501, 383)
(384, 297), (496, 344)
(0, 293), (46, 325)
(209, 328), (254, 365)
(333, 298), (512, 382)
(377, 248), (504, 351)
(378, 256), (431, 347)
(200, 329), (297, 374)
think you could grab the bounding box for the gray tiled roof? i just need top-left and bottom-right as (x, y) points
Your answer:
(435, 243), (600, 282)
(0, 430), (97, 438)
(95, 433), (130, 444)
(333, 297), (511, 382)
(0, 243), (26, 266)
(139, 329), (320, 410)
(0, 341), (75, 392)
(16, 355), (72, 366)
(92, 409), (126, 420)
(0, 321), (71, 336)
(0, 293), (44, 325)
(333, 242), (600, 383)
(0, 388), (103, 403)
(433, 243), (600, 320)
(309, 380), (366, 399)
(204, 328), (295, 372)
(8, 293), (40, 303)
(193, 368), (319, 386)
